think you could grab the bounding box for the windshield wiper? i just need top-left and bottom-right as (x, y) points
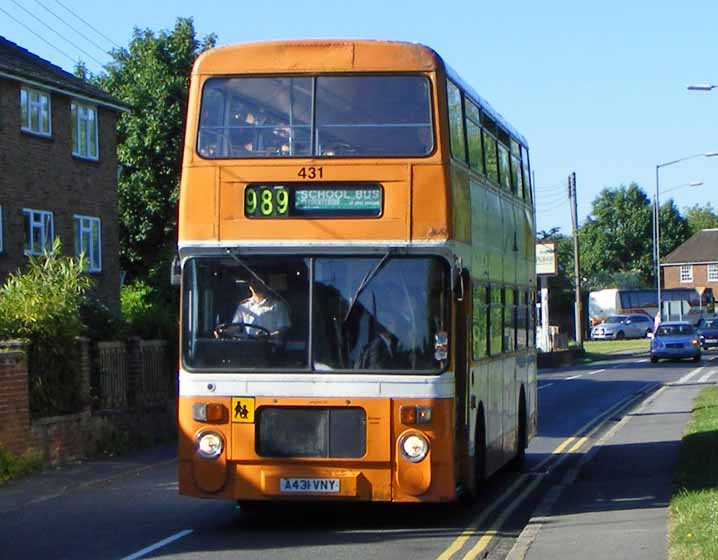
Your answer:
(343, 250), (393, 323)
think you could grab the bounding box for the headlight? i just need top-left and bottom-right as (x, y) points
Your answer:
(400, 432), (429, 463)
(692, 339), (700, 346)
(196, 431), (224, 459)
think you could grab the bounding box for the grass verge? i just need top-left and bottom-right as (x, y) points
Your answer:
(581, 339), (649, 362)
(669, 387), (718, 559)
(0, 447), (43, 485)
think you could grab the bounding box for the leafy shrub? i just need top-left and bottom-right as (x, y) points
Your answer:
(0, 240), (92, 416)
(80, 297), (128, 341)
(0, 447), (43, 485)
(121, 280), (177, 340)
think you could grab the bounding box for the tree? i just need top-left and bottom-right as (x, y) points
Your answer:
(578, 183), (690, 289)
(658, 197), (691, 260)
(94, 18), (216, 284)
(684, 203), (718, 236)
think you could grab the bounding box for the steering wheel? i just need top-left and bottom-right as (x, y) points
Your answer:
(214, 322), (272, 340)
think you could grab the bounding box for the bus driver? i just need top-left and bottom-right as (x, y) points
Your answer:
(216, 279), (291, 339)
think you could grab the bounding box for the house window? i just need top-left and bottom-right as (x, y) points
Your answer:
(23, 209), (54, 255)
(20, 87), (51, 136)
(708, 264), (718, 282)
(74, 215), (101, 272)
(71, 102), (98, 159)
(680, 265), (693, 283)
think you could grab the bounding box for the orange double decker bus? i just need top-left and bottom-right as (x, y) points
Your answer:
(177, 40), (537, 504)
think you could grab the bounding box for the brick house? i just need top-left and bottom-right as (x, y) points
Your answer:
(0, 36), (128, 311)
(662, 229), (718, 303)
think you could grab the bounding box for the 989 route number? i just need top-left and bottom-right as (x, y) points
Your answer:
(245, 186), (289, 218)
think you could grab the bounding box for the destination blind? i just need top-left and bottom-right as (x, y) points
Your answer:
(244, 183), (382, 218)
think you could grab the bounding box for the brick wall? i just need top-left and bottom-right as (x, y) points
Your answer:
(0, 339), (176, 464)
(664, 264), (718, 290)
(0, 349), (30, 455)
(0, 77), (121, 311)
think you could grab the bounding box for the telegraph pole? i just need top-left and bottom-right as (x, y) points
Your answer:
(568, 172), (583, 346)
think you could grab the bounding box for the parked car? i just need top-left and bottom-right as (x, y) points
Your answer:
(590, 314), (654, 340)
(696, 317), (718, 349)
(650, 322), (701, 363)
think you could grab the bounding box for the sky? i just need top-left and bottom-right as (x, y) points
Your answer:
(4, 0), (718, 236)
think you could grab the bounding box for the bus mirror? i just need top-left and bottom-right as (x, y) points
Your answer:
(170, 255), (181, 287)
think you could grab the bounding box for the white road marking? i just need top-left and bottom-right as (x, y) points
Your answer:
(637, 359), (648, 363)
(120, 530), (193, 560)
(674, 366), (706, 385)
(588, 369), (606, 376)
(697, 370), (716, 383)
(538, 383), (554, 390)
(566, 374), (582, 380)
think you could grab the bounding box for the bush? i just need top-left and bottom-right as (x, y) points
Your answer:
(0, 447), (43, 485)
(0, 240), (92, 416)
(80, 297), (128, 341)
(121, 280), (177, 340)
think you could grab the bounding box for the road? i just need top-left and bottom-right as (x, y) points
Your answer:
(1, 353), (716, 560)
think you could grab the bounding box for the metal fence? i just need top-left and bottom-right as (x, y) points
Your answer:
(93, 339), (174, 411)
(95, 341), (128, 409)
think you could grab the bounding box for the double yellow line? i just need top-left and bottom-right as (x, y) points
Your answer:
(437, 384), (656, 560)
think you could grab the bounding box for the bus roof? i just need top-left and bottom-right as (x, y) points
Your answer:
(192, 39), (528, 148)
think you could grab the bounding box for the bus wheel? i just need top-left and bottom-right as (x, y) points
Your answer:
(459, 410), (486, 506)
(508, 392), (527, 471)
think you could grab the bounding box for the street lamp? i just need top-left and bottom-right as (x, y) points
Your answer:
(655, 153), (718, 321)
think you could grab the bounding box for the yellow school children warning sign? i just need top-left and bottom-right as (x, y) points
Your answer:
(231, 397), (255, 423)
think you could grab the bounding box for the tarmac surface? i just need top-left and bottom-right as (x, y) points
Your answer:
(508, 375), (707, 560)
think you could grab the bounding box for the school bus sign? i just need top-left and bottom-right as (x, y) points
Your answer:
(536, 242), (558, 276)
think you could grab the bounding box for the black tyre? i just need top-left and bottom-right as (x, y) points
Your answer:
(460, 411), (486, 506)
(616, 331), (626, 340)
(508, 393), (527, 471)
(650, 355), (658, 363)
(693, 355), (701, 363)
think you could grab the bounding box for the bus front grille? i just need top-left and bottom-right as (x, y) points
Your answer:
(256, 407), (366, 458)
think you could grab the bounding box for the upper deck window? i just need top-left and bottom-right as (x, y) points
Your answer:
(197, 75), (433, 159)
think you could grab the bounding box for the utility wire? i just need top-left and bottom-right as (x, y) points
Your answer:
(9, 0), (105, 66)
(536, 199), (569, 212)
(0, 6), (77, 65)
(535, 184), (566, 193)
(53, 0), (121, 49)
(32, 0), (110, 55)
(536, 191), (569, 205)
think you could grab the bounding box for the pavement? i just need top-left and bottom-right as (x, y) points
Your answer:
(508, 376), (708, 560)
(0, 441), (177, 516)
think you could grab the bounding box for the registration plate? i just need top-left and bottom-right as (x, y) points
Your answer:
(280, 478), (340, 494)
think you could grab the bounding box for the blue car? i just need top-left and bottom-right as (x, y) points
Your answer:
(650, 322), (701, 363)
(696, 317), (718, 349)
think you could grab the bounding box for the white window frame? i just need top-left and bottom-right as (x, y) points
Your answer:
(73, 215), (102, 272)
(680, 265), (693, 283)
(23, 208), (54, 256)
(20, 87), (52, 137)
(708, 264), (718, 282)
(71, 101), (99, 160)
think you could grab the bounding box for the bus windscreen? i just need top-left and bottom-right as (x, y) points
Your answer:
(197, 75), (433, 159)
(182, 256), (449, 372)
